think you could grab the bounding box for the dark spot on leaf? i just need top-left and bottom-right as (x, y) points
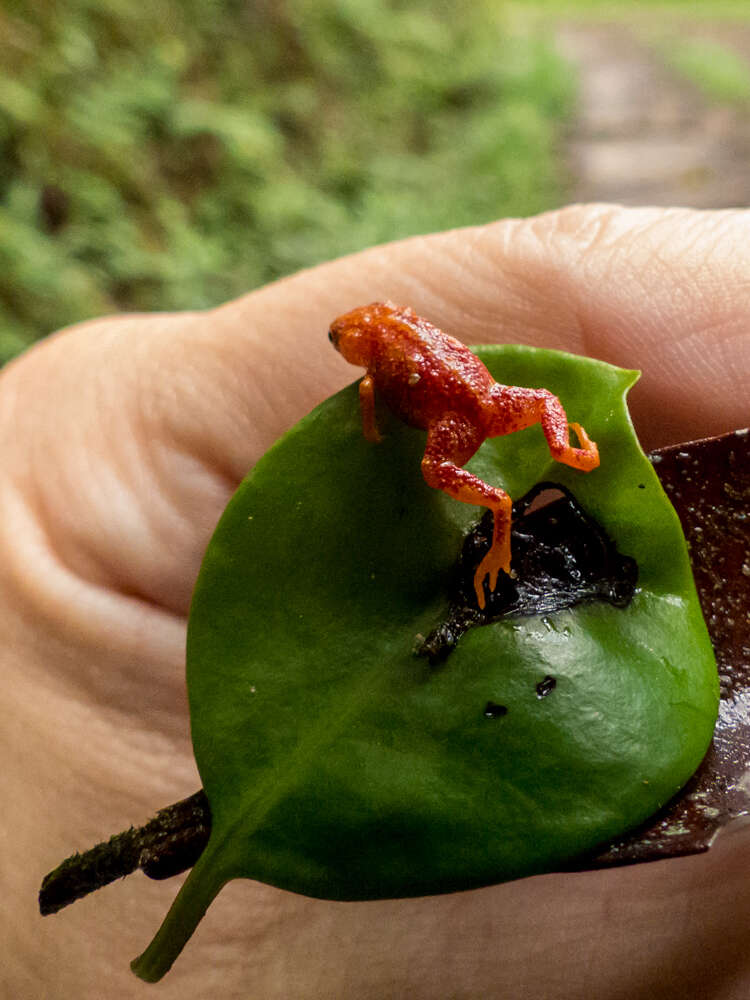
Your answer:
(536, 675), (557, 698)
(483, 701), (508, 719)
(416, 482), (638, 665)
(638, 483), (646, 489)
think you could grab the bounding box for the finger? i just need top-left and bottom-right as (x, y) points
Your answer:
(5, 204), (750, 623)
(150, 203), (750, 471)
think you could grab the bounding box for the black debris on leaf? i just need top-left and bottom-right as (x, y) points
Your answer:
(416, 482), (638, 665)
(536, 675), (557, 698)
(483, 701), (508, 719)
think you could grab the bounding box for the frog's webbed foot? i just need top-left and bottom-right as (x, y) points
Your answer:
(537, 393), (599, 472)
(473, 528), (512, 609)
(566, 422), (599, 471)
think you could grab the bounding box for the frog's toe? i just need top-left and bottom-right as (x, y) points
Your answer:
(473, 547), (511, 609)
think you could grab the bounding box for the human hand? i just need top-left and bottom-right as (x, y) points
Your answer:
(3, 204), (749, 999)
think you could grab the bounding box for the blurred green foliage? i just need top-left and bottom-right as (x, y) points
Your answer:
(520, 0), (750, 12)
(666, 38), (750, 103)
(0, 0), (573, 361)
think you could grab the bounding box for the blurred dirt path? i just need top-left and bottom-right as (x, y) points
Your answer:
(556, 22), (750, 208)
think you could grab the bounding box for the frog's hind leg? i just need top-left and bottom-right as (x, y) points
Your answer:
(421, 414), (512, 610)
(488, 386), (599, 472)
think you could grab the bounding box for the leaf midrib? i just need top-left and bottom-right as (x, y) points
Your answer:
(206, 649), (405, 875)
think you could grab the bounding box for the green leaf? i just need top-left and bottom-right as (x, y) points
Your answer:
(132, 346), (718, 981)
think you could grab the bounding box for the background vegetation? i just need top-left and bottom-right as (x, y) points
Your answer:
(0, 0), (574, 362)
(6, 0), (750, 364)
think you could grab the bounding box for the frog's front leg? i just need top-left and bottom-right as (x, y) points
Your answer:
(359, 373), (382, 443)
(421, 414), (511, 610)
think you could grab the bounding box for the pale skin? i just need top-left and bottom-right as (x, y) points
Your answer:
(3, 204), (750, 999)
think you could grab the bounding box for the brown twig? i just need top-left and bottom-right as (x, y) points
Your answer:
(39, 790), (210, 915)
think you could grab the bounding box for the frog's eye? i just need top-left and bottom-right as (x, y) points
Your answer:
(328, 330), (334, 343)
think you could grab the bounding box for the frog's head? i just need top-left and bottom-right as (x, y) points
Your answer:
(328, 301), (400, 366)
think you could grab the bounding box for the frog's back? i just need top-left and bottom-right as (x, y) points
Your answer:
(368, 305), (496, 429)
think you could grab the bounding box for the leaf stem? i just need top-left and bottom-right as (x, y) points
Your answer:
(130, 846), (225, 983)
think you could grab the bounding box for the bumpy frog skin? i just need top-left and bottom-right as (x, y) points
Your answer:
(329, 302), (600, 607)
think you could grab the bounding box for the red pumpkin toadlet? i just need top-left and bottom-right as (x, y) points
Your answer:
(329, 302), (599, 608)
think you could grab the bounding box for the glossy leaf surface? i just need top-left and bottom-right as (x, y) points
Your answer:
(133, 346), (718, 981)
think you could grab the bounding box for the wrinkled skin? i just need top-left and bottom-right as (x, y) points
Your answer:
(3, 204), (750, 999)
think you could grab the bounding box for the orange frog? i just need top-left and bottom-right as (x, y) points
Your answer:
(328, 302), (600, 608)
